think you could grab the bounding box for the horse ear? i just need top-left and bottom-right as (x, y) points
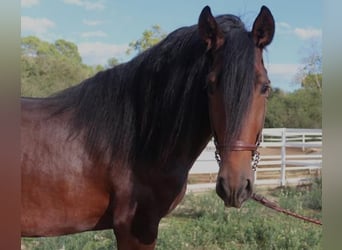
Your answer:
(198, 6), (224, 50)
(252, 6), (275, 48)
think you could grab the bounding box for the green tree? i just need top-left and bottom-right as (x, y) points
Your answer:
(301, 73), (322, 91)
(94, 64), (105, 72)
(21, 36), (58, 57)
(266, 40), (322, 128)
(21, 36), (100, 97)
(54, 39), (82, 63)
(265, 88), (321, 128)
(295, 41), (322, 91)
(265, 88), (288, 128)
(126, 25), (167, 55)
(285, 88), (321, 128)
(107, 57), (120, 68)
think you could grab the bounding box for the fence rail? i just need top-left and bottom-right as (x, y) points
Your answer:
(188, 128), (322, 192)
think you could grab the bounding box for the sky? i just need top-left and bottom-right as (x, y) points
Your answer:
(21, 0), (322, 92)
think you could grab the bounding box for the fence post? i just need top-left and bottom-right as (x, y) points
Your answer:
(280, 128), (286, 186)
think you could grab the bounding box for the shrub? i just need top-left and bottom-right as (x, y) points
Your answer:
(302, 177), (322, 210)
(157, 190), (322, 249)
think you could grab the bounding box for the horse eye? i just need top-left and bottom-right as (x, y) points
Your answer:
(261, 83), (271, 96)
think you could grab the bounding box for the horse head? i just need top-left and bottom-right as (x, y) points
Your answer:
(199, 6), (274, 208)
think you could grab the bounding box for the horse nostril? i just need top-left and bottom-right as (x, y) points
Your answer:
(216, 177), (227, 200)
(245, 179), (253, 194)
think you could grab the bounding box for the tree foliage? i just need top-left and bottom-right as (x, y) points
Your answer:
(54, 39), (82, 63)
(265, 40), (322, 128)
(21, 36), (102, 97)
(295, 41), (322, 91)
(107, 57), (120, 68)
(126, 25), (167, 55)
(265, 87), (321, 128)
(301, 73), (322, 91)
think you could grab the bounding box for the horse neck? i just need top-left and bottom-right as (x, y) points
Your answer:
(125, 43), (215, 168)
(133, 73), (212, 168)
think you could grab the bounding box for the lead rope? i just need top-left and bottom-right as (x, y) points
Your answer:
(250, 135), (322, 226)
(211, 102), (321, 225)
(251, 193), (322, 225)
(214, 137), (322, 226)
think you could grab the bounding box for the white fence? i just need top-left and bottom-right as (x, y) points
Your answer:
(188, 128), (322, 191)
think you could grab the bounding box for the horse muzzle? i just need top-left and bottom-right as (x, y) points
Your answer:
(216, 175), (253, 208)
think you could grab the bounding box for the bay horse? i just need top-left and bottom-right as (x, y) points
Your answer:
(21, 6), (275, 249)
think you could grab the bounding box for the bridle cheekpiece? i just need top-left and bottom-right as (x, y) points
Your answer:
(214, 134), (261, 171)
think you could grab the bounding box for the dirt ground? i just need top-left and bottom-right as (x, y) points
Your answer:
(258, 146), (322, 155)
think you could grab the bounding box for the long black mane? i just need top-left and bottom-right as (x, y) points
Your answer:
(48, 14), (255, 166)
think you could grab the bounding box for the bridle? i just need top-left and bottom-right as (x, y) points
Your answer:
(212, 125), (323, 226)
(208, 73), (267, 172)
(214, 134), (261, 171)
(209, 102), (263, 171)
(208, 80), (323, 226)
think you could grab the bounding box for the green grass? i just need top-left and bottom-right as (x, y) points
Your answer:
(22, 179), (322, 250)
(157, 182), (322, 250)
